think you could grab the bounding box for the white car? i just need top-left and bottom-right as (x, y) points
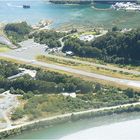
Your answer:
(30, 60), (36, 63)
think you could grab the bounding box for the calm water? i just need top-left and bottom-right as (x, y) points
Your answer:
(94, 3), (111, 9)
(9, 112), (140, 139)
(0, 0), (140, 29)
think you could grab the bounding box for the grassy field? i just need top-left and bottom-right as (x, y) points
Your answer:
(0, 118), (6, 123)
(70, 31), (98, 38)
(74, 56), (140, 72)
(0, 44), (10, 52)
(0, 96), (4, 99)
(36, 55), (140, 81)
(0, 23), (5, 35)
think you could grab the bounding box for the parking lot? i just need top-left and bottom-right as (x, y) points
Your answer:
(4, 39), (48, 60)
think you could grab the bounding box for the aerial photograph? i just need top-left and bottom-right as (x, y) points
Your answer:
(0, 0), (140, 139)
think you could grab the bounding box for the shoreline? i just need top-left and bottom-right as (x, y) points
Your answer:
(91, 6), (111, 11)
(1, 102), (140, 139)
(60, 119), (140, 140)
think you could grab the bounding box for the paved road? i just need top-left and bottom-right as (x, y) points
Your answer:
(0, 35), (16, 48)
(0, 39), (140, 88)
(35, 61), (140, 88)
(46, 54), (140, 75)
(0, 53), (140, 88)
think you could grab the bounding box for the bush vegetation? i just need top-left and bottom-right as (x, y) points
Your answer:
(0, 60), (19, 78)
(31, 30), (66, 48)
(11, 90), (139, 120)
(4, 22), (32, 43)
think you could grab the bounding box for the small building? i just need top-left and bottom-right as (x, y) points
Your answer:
(121, 28), (132, 33)
(66, 51), (74, 56)
(79, 34), (94, 42)
(8, 68), (37, 80)
(19, 68), (37, 78)
(61, 92), (76, 98)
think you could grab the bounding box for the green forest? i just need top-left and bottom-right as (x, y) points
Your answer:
(4, 22), (32, 43)
(63, 29), (140, 64)
(31, 30), (66, 48)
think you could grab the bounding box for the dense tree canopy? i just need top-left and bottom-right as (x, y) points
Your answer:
(0, 61), (19, 78)
(32, 30), (66, 48)
(62, 37), (101, 58)
(63, 29), (140, 64)
(92, 29), (140, 64)
(4, 22), (32, 43)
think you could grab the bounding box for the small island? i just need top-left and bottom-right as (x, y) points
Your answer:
(23, 5), (30, 9)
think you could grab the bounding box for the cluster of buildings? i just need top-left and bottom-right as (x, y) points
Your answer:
(111, 2), (140, 11)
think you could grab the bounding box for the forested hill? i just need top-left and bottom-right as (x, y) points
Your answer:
(92, 29), (140, 64)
